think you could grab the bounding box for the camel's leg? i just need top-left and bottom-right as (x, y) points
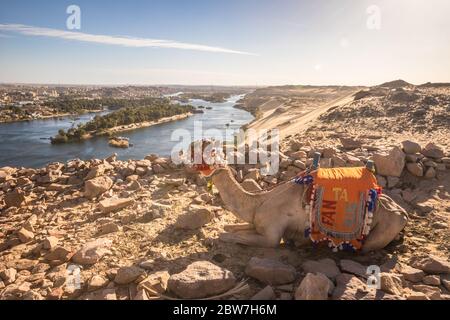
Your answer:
(362, 208), (408, 253)
(223, 223), (254, 232)
(219, 229), (283, 248)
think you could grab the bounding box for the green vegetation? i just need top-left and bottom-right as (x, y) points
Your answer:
(178, 92), (231, 103)
(51, 98), (193, 144)
(44, 97), (169, 114)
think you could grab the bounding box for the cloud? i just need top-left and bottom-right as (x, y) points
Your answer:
(0, 23), (256, 55)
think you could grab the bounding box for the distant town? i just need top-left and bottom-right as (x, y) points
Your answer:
(0, 84), (177, 122)
(0, 84), (254, 123)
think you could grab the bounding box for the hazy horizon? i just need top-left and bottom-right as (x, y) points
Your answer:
(1, 0), (450, 86)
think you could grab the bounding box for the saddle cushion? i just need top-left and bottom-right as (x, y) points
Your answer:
(308, 167), (381, 251)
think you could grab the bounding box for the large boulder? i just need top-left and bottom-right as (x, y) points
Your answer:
(339, 259), (367, 278)
(332, 273), (367, 300)
(99, 197), (135, 214)
(295, 273), (332, 300)
(373, 147), (405, 177)
(302, 259), (341, 280)
(401, 265), (425, 282)
(84, 176), (113, 199)
(44, 246), (73, 262)
(421, 143), (444, 159)
(168, 261), (236, 299)
(174, 206), (212, 230)
(411, 255), (450, 274)
(245, 257), (296, 285)
(72, 239), (112, 265)
(401, 140), (421, 154)
(380, 273), (403, 296)
(406, 162), (424, 177)
(114, 266), (145, 285)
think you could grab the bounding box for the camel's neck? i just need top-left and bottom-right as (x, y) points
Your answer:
(212, 168), (262, 223)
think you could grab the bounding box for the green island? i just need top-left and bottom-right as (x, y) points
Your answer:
(51, 98), (194, 144)
(176, 92), (231, 103)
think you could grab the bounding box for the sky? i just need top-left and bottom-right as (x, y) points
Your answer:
(0, 0), (449, 86)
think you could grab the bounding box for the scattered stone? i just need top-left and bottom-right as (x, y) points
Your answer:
(424, 167), (436, 179)
(411, 255), (450, 274)
(17, 227), (34, 243)
(251, 285), (275, 300)
(42, 236), (59, 250)
(114, 266), (145, 285)
(380, 273), (403, 296)
(401, 265), (425, 282)
(137, 271), (170, 294)
(99, 222), (120, 235)
(387, 176), (400, 188)
(174, 206), (212, 230)
(406, 162), (424, 177)
(139, 259), (155, 270)
(45, 246), (73, 262)
(168, 261), (236, 299)
(302, 259), (340, 280)
(406, 291), (430, 300)
(339, 260), (367, 278)
(295, 273), (331, 300)
(293, 160), (306, 169)
(432, 221), (448, 229)
(5, 189), (27, 208)
(442, 278), (450, 291)
(72, 239), (112, 265)
(0, 268), (17, 285)
(47, 287), (64, 300)
(87, 275), (109, 292)
(421, 143), (445, 159)
(373, 147), (405, 177)
(423, 275), (441, 286)
(245, 257), (296, 285)
(332, 273), (367, 300)
(401, 140), (421, 154)
(99, 197), (135, 214)
(412, 284), (441, 300)
(84, 176), (113, 199)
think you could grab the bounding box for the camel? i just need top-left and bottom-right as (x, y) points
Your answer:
(209, 166), (408, 252)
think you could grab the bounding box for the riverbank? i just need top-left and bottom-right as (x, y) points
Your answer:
(104, 112), (193, 136)
(0, 109), (106, 124)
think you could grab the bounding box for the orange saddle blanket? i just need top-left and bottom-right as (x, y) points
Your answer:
(305, 167), (381, 251)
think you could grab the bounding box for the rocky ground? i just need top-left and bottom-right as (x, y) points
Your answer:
(0, 81), (449, 300)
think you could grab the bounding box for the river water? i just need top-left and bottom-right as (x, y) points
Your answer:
(0, 95), (253, 168)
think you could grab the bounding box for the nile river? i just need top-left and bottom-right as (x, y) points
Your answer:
(0, 95), (253, 168)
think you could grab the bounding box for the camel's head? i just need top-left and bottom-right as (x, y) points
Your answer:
(188, 139), (227, 176)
